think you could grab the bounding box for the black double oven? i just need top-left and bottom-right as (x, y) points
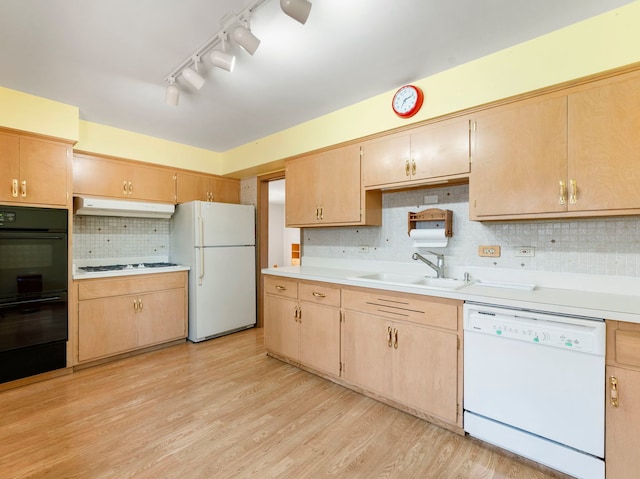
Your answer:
(0, 205), (68, 383)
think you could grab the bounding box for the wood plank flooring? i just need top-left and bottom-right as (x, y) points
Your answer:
(0, 328), (571, 478)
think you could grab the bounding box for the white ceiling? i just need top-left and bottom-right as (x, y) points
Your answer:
(0, 0), (633, 152)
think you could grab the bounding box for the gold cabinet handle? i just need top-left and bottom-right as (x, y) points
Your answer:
(138, 298), (143, 311)
(275, 285), (287, 292)
(312, 292), (326, 298)
(133, 298), (138, 311)
(411, 159), (416, 176)
(21, 180), (27, 198)
(123, 180), (128, 195)
(11, 179), (18, 198)
(297, 306), (302, 323)
(387, 326), (393, 347)
(315, 206), (319, 220)
(319, 206), (323, 220)
(610, 376), (619, 408)
(569, 179), (577, 204)
(393, 328), (399, 349)
(405, 160), (410, 176)
(128, 181), (133, 195)
(559, 180), (567, 205)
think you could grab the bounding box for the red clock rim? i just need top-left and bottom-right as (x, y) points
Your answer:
(392, 85), (424, 118)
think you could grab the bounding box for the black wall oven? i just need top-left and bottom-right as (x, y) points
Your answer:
(0, 205), (68, 383)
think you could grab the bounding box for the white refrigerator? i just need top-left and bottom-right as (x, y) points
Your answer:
(170, 201), (256, 342)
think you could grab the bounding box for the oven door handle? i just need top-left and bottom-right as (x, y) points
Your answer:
(0, 234), (65, 240)
(1, 296), (64, 309)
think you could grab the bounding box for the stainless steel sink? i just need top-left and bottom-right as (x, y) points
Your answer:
(349, 272), (468, 291)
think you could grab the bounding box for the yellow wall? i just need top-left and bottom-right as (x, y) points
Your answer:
(76, 121), (222, 174)
(221, 0), (640, 176)
(0, 86), (78, 141)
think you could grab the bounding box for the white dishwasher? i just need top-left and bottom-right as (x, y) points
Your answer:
(463, 302), (605, 479)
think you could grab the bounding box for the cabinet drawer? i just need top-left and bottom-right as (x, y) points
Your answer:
(298, 281), (340, 307)
(77, 272), (186, 300)
(342, 288), (459, 331)
(615, 330), (640, 368)
(264, 276), (298, 299)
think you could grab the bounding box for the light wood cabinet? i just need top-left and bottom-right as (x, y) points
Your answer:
(341, 288), (461, 426)
(75, 272), (187, 363)
(285, 145), (381, 227)
(73, 153), (176, 203)
(175, 171), (240, 204)
(470, 70), (640, 220)
(1, 131), (70, 206)
(362, 116), (471, 189)
(263, 276), (341, 377)
(606, 320), (640, 479)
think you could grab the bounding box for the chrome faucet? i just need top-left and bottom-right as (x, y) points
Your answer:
(412, 251), (445, 278)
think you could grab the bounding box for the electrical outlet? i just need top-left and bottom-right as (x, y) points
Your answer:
(358, 245), (369, 253)
(478, 245), (501, 257)
(423, 195), (438, 204)
(516, 247), (535, 257)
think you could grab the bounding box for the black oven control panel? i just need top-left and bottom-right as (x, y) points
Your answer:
(0, 211), (17, 226)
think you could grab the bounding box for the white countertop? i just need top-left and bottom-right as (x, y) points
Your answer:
(72, 256), (190, 280)
(262, 258), (640, 324)
(73, 265), (190, 280)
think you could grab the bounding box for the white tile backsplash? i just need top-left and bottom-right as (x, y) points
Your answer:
(73, 215), (170, 260)
(303, 184), (640, 278)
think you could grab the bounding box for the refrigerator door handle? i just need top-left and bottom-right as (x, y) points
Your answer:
(198, 215), (205, 286)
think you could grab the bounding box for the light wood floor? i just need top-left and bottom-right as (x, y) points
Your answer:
(0, 328), (571, 479)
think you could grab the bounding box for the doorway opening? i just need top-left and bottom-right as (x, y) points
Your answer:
(256, 172), (300, 327)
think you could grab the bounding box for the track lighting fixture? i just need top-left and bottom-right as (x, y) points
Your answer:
(280, 0), (312, 25)
(209, 35), (236, 72)
(163, 0), (312, 106)
(165, 78), (179, 106)
(232, 23), (260, 55)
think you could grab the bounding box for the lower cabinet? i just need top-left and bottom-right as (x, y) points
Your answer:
(262, 274), (463, 430)
(341, 288), (461, 426)
(264, 276), (341, 377)
(75, 272), (188, 363)
(606, 320), (640, 479)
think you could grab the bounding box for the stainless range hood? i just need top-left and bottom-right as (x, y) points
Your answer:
(73, 197), (175, 219)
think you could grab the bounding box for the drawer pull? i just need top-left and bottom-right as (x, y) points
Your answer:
(387, 326), (392, 347)
(275, 285), (287, 291)
(312, 292), (326, 298)
(610, 376), (619, 408)
(123, 180), (128, 195)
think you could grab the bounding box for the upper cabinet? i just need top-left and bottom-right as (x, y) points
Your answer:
(73, 153), (176, 203)
(0, 131), (70, 207)
(175, 171), (239, 204)
(362, 116), (471, 189)
(470, 70), (640, 220)
(285, 144), (382, 227)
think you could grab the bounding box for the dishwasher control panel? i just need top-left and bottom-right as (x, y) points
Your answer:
(464, 305), (605, 355)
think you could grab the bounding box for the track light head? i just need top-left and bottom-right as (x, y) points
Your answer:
(182, 64), (205, 90)
(232, 24), (260, 55)
(210, 50), (236, 72)
(165, 79), (179, 106)
(280, 0), (312, 25)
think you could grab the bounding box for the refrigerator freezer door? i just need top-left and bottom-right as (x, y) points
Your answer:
(188, 245), (256, 342)
(198, 202), (255, 247)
